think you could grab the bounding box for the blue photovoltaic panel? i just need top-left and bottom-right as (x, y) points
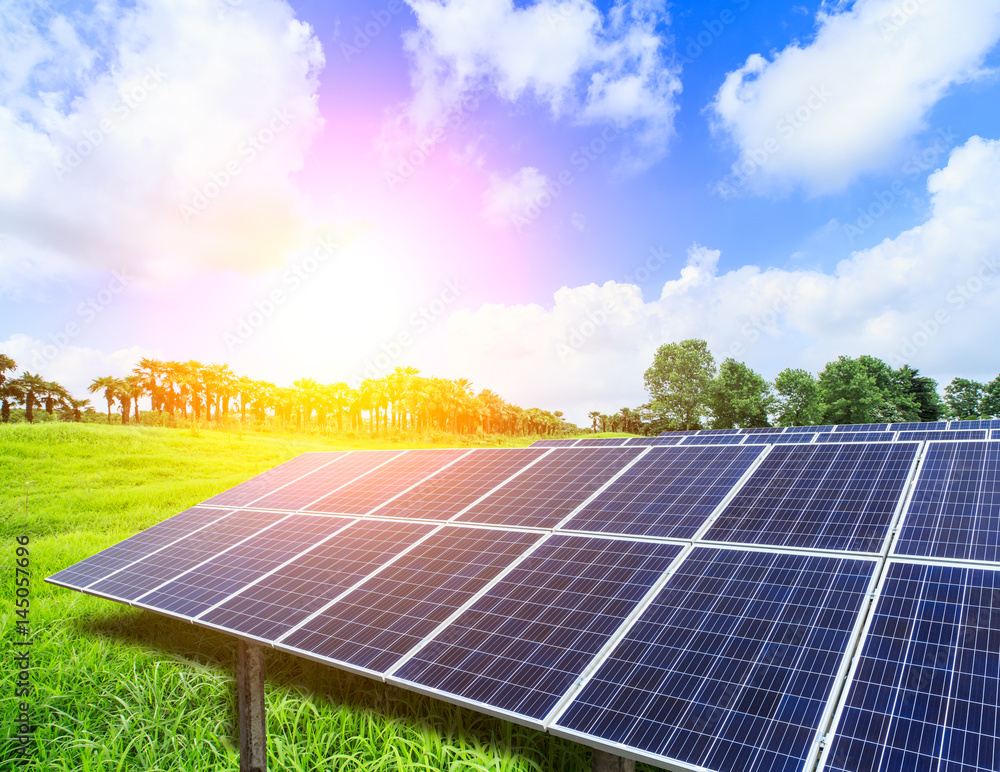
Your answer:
(743, 433), (817, 445)
(529, 439), (578, 447)
(622, 436), (683, 446)
(555, 548), (875, 772)
(817, 431), (896, 443)
(200, 453), (343, 507)
(135, 514), (356, 619)
(562, 445), (763, 539)
(573, 438), (630, 447)
(370, 448), (546, 520)
(281, 527), (542, 673)
(824, 562), (1000, 772)
(833, 423), (890, 432)
(46, 506), (236, 591)
(454, 447), (643, 529)
(783, 424), (834, 433)
(679, 434), (745, 446)
(84, 509), (293, 602)
(248, 450), (404, 510)
(994, 430), (1000, 441)
(894, 441), (1000, 562)
(892, 421), (949, 432)
(703, 442), (918, 552)
(198, 519), (438, 641)
(949, 418), (1000, 431)
(305, 449), (470, 514)
(740, 427), (785, 434)
(392, 535), (684, 722)
(901, 429), (988, 442)
(659, 430), (700, 437)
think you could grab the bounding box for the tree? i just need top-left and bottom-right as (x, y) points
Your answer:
(13, 372), (46, 423)
(89, 376), (121, 423)
(818, 355), (918, 424)
(980, 374), (1000, 418)
(60, 397), (91, 422)
(643, 339), (716, 430)
(0, 354), (16, 387)
(773, 368), (824, 426)
(0, 379), (24, 423)
(896, 366), (943, 422)
(944, 378), (986, 419)
(707, 359), (774, 429)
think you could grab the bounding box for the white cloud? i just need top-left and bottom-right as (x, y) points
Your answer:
(482, 166), (550, 224)
(444, 135), (1000, 424)
(399, 0), (681, 172)
(709, 0), (1000, 195)
(0, 0), (324, 279)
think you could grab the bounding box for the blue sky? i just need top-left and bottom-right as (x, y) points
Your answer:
(2, 0), (1000, 424)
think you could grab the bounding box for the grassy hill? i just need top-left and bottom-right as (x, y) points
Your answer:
(0, 423), (621, 772)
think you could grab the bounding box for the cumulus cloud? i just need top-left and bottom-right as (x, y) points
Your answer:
(399, 0), (681, 172)
(445, 135), (1000, 424)
(0, 0), (324, 279)
(709, 0), (1000, 195)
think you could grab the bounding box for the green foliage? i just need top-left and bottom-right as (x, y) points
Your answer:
(818, 355), (920, 424)
(643, 339), (716, 430)
(773, 368), (825, 426)
(708, 359), (774, 429)
(944, 378), (986, 419)
(979, 375), (1000, 418)
(896, 366), (944, 422)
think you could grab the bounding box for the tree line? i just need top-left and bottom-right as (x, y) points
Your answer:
(0, 355), (574, 437)
(636, 339), (1000, 432)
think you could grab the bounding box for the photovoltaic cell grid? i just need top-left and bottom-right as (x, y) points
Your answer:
(46, 428), (1000, 772)
(822, 561), (1000, 772)
(950, 419), (1000, 431)
(894, 441), (1000, 563)
(554, 548), (877, 772)
(892, 421), (950, 431)
(833, 424), (890, 432)
(454, 446), (644, 529)
(817, 431), (897, 443)
(562, 445), (764, 539)
(702, 442), (919, 553)
(744, 433), (817, 445)
(391, 535), (685, 723)
(679, 434), (746, 446)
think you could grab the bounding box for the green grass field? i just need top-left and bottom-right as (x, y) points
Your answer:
(0, 423), (647, 771)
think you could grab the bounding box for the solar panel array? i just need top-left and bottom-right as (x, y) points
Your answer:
(48, 421), (1000, 772)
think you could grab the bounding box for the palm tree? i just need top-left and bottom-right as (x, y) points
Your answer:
(1, 379), (24, 423)
(123, 375), (145, 423)
(59, 396), (91, 422)
(14, 373), (47, 422)
(134, 358), (166, 413)
(41, 380), (68, 415)
(88, 376), (121, 423)
(0, 354), (16, 387)
(588, 411), (601, 433)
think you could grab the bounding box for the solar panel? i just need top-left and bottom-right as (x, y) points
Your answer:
(784, 424), (834, 433)
(903, 429), (989, 441)
(832, 423), (890, 432)
(305, 449), (471, 514)
(280, 526), (545, 674)
(739, 427), (786, 434)
(46, 506), (237, 591)
(573, 438), (631, 447)
(743, 433), (817, 444)
(949, 418), (1000, 431)
(552, 547), (877, 772)
(816, 431), (897, 443)
(84, 509), (297, 603)
(562, 445), (764, 539)
(702, 442), (919, 552)
(246, 450), (405, 510)
(530, 439), (578, 447)
(893, 441), (1000, 563)
(891, 421), (949, 432)
(197, 519), (439, 641)
(679, 434), (745, 446)
(454, 447), (644, 529)
(658, 430), (701, 437)
(200, 453), (344, 507)
(369, 448), (548, 520)
(390, 535), (685, 725)
(622, 436), (683, 445)
(820, 561), (1000, 772)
